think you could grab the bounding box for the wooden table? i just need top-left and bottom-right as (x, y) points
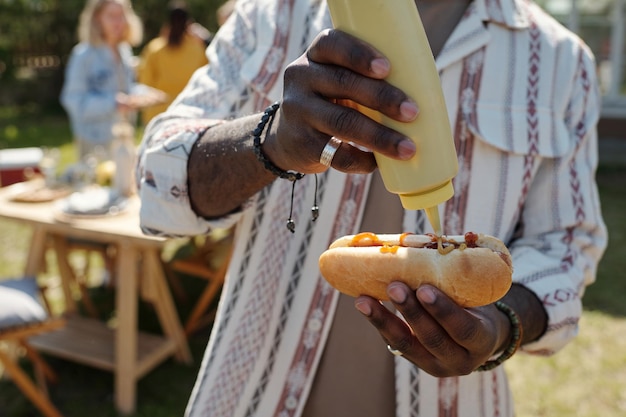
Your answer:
(0, 180), (192, 414)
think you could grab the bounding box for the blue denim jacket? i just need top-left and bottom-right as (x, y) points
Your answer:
(60, 42), (136, 146)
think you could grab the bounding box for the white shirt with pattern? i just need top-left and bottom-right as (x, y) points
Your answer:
(136, 1), (607, 416)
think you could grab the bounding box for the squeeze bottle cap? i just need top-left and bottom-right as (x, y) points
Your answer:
(398, 180), (454, 210)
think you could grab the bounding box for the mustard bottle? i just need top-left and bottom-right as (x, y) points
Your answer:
(327, 0), (458, 235)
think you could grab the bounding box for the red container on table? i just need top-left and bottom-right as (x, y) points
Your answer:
(0, 147), (43, 187)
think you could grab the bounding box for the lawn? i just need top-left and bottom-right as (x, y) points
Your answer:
(1, 109), (625, 416)
(505, 165), (626, 417)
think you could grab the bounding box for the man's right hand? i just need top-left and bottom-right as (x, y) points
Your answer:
(188, 29), (419, 219)
(264, 29), (419, 175)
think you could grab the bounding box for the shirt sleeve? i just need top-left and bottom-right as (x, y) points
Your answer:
(512, 46), (608, 356)
(136, 0), (260, 237)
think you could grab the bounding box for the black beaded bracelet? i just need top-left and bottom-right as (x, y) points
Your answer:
(476, 301), (523, 372)
(252, 102), (304, 183)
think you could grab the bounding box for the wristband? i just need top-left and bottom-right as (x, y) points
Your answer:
(252, 102), (304, 182)
(253, 102), (319, 233)
(476, 301), (523, 371)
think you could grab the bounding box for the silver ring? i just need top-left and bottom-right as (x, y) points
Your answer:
(387, 344), (403, 356)
(319, 137), (342, 167)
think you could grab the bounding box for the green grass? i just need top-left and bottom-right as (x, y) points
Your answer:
(1, 110), (625, 416)
(507, 310), (626, 417)
(505, 166), (626, 417)
(583, 166), (626, 316)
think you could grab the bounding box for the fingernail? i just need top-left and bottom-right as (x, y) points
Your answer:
(400, 100), (419, 120)
(417, 286), (437, 304)
(388, 283), (407, 304)
(371, 58), (390, 76)
(397, 139), (416, 160)
(355, 300), (372, 316)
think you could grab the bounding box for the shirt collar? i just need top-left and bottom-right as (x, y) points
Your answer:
(473, 0), (530, 30)
(434, 0), (531, 69)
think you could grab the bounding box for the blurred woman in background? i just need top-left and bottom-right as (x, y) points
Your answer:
(61, 0), (143, 161)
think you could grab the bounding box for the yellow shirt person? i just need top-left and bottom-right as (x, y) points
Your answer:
(137, 3), (208, 125)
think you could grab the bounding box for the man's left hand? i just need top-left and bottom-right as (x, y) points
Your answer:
(355, 282), (511, 377)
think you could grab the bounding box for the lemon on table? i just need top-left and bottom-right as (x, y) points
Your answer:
(95, 160), (116, 186)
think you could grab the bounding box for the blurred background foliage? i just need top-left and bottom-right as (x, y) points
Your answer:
(2, 0), (625, 111)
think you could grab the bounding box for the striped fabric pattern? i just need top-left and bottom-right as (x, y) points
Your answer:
(137, 0), (607, 416)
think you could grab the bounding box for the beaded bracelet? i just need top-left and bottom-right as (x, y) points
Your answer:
(476, 301), (523, 372)
(252, 102), (304, 183)
(253, 102), (316, 233)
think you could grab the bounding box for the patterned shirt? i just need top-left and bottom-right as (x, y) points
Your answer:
(136, 1), (607, 416)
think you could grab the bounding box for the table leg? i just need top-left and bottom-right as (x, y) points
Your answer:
(115, 243), (138, 415)
(24, 225), (47, 277)
(143, 248), (192, 364)
(50, 235), (78, 314)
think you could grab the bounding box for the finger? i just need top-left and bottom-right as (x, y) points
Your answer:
(413, 286), (490, 375)
(355, 288), (441, 363)
(319, 138), (378, 174)
(305, 63), (418, 123)
(281, 96), (416, 161)
(307, 29), (390, 79)
(300, 30), (420, 123)
(355, 290), (466, 377)
(295, 53), (419, 125)
(389, 283), (466, 364)
(387, 283), (452, 354)
(278, 98), (379, 173)
(415, 285), (484, 349)
(354, 295), (420, 355)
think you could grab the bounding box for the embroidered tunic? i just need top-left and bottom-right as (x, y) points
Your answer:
(136, 1), (607, 416)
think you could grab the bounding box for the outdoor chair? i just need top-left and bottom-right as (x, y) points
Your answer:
(0, 277), (65, 417)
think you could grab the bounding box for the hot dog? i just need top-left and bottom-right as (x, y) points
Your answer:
(318, 232), (512, 307)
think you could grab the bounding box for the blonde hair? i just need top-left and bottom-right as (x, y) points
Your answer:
(77, 0), (143, 46)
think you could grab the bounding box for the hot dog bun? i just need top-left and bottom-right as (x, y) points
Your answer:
(318, 232), (512, 307)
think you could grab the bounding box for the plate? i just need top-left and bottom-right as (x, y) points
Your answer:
(54, 187), (129, 218)
(127, 85), (168, 109)
(10, 183), (72, 203)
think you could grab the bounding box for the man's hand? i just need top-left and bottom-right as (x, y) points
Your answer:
(189, 29), (420, 218)
(354, 282), (512, 377)
(262, 29), (419, 174)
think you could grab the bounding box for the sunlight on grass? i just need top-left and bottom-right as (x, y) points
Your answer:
(0, 220), (31, 278)
(3, 125), (18, 140)
(507, 311), (626, 417)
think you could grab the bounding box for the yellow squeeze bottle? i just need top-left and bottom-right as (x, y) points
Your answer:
(327, 0), (458, 235)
